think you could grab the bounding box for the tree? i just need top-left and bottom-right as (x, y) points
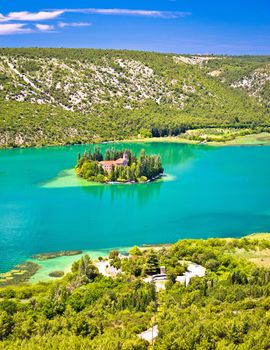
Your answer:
(0, 311), (13, 340)
(109, 250), (119, 259)
(76, 148), (164, 183)
(145, 251), (159, 275)
(72, 255), (99, 284)
(129, 246), (142, 256)
(105, 149), (111, 160)
(110, 165), (117, 181)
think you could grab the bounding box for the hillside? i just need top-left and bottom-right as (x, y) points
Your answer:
(0, 236), (270, 349)
(0, 48), (270, 147)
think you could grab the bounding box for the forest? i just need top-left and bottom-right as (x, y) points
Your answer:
(0, 48), (269, 148)
(0, 235), (270, 349)
(75, 147), (164, 183)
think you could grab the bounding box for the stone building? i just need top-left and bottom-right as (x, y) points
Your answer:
(99, 151), (129, 172)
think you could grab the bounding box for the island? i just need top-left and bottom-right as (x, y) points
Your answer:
(75, 147), (164, 183)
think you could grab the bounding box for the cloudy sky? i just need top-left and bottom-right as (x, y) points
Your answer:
(0, 0), (269, 54)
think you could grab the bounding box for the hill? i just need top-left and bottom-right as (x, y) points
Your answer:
(0, 48), (269, 147)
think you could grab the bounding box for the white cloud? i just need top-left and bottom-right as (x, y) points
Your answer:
(36, 24), (55, 31)
(0, 8), (189, 25)
(0, 10), (64, 22)
(0, 7), (189, 35)
(58, 22), (92, 28)
(64, 8), (190, 19)
(0, 23), (32, 35)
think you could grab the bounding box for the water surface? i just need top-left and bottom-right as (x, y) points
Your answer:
(1, 142), (270, 272)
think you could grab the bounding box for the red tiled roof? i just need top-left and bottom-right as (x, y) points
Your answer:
(100, 160), (116, 166)
(99, 158), (124, 166)
(114, 158), (124, 164)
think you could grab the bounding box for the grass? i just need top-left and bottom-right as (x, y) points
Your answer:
(231, 233), (270, 269)
(222, 132), (270, 145)
(245, 232), (270, 240)
(122, 131), (270, 147)
(233, 248), (270, 269)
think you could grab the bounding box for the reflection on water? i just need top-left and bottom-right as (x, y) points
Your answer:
(82, 180), (163, 205)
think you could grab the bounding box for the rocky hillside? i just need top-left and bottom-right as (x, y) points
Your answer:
(0, 54), (181, 112)
(231, 66), (270, 106)
(199, 55), (270, 105)
(0, 48), (269, 147)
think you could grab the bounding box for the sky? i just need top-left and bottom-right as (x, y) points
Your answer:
(0, 0), (269, 55)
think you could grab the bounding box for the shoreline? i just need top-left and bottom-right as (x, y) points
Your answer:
(118, 132), (270, 147)
(42, 170), (175, 189)
(1, 132), (270, 151)
(28, 246), (131, 283)
(84, 173), (164, 185)
(1, 233), (270, 286)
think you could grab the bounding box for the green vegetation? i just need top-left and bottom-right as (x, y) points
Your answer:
(247, 233), (270, 240)
(201, 56), (270, 84)
(0, 255), (154, 349)
(48, 271), (65, 278)
(222, 132), (270, 145)
(0, 49), (269, 148)
(0, 262), (40, 287)
(181, 127), (260, 142)
(75, 148), (163, 183)
(31, 250), (82, 261)
(0, 237), (270, 348)
(231, 233), (270, 269)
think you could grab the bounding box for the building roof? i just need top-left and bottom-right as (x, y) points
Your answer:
(99, 158), (125, 166)
(99, 160), (118, 166)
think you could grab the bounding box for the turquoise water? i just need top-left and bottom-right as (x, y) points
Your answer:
(1, 142), (270, 272)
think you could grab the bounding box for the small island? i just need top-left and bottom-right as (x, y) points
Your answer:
(31, 250), (82, 261)
(75, 147), (164, 183)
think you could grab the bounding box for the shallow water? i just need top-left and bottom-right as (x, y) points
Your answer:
(1, 142), (270, 272)
(29, 247), (130, 282)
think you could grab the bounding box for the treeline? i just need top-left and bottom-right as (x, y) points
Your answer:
(1, 99), (270, 149)
(76, 148), (163, 183)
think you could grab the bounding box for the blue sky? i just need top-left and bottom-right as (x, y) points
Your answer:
(0, 0), (269, 54)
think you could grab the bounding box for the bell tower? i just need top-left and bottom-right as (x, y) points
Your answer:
(123, 151), (129, 166)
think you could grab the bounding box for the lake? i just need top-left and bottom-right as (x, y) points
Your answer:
(1, 142), (270, 272)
